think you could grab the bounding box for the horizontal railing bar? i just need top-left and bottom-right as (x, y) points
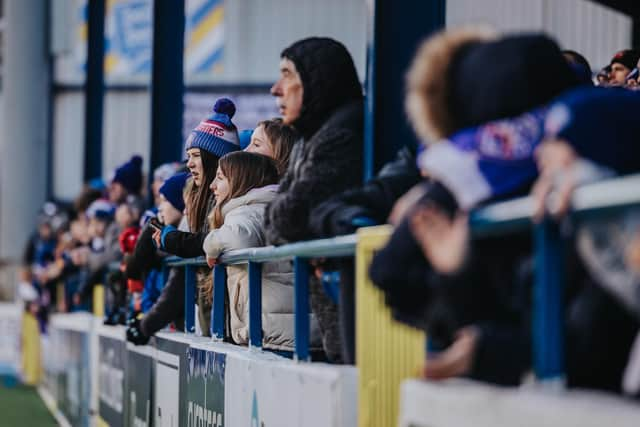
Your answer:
(471, 173), (640, 235)
(163, 174), (640, 267)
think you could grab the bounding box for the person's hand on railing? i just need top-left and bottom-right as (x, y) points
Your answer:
(532, 139), (578, 222)
(410, 205), (469, 275)
(206, 257), (218, 268)
(422, 326), (479, 380)
(389, 183), (429, 226)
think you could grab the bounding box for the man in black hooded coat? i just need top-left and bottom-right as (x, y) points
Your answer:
(264, 37), (364, 361)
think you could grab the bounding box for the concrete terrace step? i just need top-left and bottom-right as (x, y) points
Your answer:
(399, 379), (640, 427)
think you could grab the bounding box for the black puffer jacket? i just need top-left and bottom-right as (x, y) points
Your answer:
(310, 146), (421, 237)
(265, 37), (364, 244)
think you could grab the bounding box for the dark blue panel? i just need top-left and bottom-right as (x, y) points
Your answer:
(533, 220), (565, 381)
(212, 264), (227, 339)
(364, 0), (445, 179)
(184, 265), (196, 334)
(294, 257), (310, 361)
(150, 0), (185, 175)
(248, 262), (263, 348)
(84, 0), (105, 181)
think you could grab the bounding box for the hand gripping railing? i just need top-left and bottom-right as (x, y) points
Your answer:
(163, 173), (640, 375)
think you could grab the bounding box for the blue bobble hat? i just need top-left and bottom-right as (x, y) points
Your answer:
(185, 98), (240, 157)
(112, 155), (144, 195)
(159, 172), (190, 213)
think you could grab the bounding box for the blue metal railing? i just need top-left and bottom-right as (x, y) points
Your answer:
(163, 173), (640, 377)
(165, 234), (358, 360)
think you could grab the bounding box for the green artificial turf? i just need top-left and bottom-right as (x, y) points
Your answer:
(0, 384), (57, 427)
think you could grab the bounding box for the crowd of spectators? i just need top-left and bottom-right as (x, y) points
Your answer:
(18, 31), (640, 397)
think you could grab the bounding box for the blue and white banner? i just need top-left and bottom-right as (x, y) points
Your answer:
(184, 0), (225, 76)
(71, 0), (224, 83)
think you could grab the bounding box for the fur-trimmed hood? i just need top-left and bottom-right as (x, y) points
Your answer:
(406, 27), (497, 144)
(406, 28), (580, 145)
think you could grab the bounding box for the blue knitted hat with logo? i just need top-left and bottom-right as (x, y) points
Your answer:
(185, 98), (240, 157)
(159, 172), (189, 213)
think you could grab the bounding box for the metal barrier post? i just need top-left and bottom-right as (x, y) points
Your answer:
(294, 257), (310, 361)
(533, 219), (565, 385)
(248, 262), (263, 348)
(184, 265), (196, 334)
(211, 264), (227, 339)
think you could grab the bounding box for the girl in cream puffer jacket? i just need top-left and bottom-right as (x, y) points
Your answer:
(203, 152), (320, 351)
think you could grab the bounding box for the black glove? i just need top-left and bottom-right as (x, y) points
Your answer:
(126, 312), (150, 346)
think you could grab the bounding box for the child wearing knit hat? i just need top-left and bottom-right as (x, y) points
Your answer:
(185, 98), (240, 158)
(109, 155), (144, 204)
(157, 172), (190, 225)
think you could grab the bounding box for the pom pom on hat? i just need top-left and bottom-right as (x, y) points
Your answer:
(214, 98), (236, 118)
(185, 98), (240, 157)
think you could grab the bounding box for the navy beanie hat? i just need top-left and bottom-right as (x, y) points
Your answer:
(545, 86), (640, 175)
(159, 172), (189, 213)
(112, 155), (143, 194)
(185, 98), (240, 157)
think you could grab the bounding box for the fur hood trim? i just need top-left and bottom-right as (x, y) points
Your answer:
(405, 27), (497, 144)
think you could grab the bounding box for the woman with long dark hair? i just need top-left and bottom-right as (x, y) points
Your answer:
(127, 98), (241, 341)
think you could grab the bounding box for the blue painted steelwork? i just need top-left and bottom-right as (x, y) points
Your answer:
(294, 257), (310, 361)
(248, 262), (263, 348)
(184, 265), (196, 333)
(150, 0), (185, 175)
(321, 271), (340, 304)
(83, 0), (105, 181)
(161, 174), (640, 373)
(211, 264), (227, 339)
(363, 0), (445, 179)
(533, 220), (565, 382)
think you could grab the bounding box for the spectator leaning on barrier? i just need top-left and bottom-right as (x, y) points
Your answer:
(202, 152), (321, 351)
(263, 37), (364, 362)
(150, 98), (240, 336)
(380, 85), (640, 391)
(368, 30), (583, 384)
(126, 173), (192, 345)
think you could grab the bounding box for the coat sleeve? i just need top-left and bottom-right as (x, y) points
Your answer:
(309, 155), (421, 237)
(140, 267), (185, 337)
(126, 225), (162, 280)
(203, 213), (263, 258)
(87, 223), (122, 273)
(162, 229), (208, 259)
(264, 128), (363, 244)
